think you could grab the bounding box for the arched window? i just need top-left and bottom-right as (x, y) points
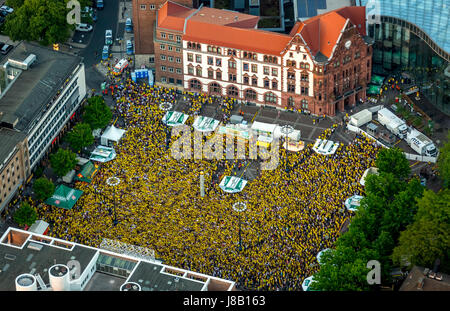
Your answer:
(227, 85), (239, 97)
(264, 92), (277, 104)
(209, 82), (221, 95)
(245, 89), (257, 100)
(190, 79), (202, 90)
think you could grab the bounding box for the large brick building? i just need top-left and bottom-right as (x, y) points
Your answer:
(133, 0), (193, 69)
(146, 1), (372, 116)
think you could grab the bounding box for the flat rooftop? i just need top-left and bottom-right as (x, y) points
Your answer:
(0, 42), (82, 133)
(0, 127), (26, 165)
(127, 261), (206, 291)
(0, 228), (235, 291)
(0, 231), (97, 291)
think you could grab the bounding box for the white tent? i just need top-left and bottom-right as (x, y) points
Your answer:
(251, 121), (277, 136)
(193, 116), (221, 132)
(101, 125), (126, 146)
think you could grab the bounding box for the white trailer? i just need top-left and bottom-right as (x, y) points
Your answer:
(349, 109), (372, 127)
(377, 108), (408, 139)
(406, 128), (438, 157)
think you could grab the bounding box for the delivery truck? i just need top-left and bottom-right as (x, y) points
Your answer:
(377, 107), (408, 139)
(349, 109), (372, 127)
(406, 127), (438, 157)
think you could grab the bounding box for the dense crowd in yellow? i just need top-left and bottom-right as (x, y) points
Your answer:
(37, 79), (381, 290)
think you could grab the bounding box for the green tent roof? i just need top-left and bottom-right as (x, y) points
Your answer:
(74, 161), (99, 183)
(370, 75), (384, 86)
(367, 84), (381, 95)
(45, 185), (83, 210)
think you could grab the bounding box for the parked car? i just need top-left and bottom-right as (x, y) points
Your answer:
(125, 18), (133, 32)
(0, 10), (9, 17)
(102, 45), (109, 60)
(105, 29), (113, 45)
(126, 40), (133, 55)
(96, 0), (104, 9)
(1, 43), (13, 55)
(76, 23), (93, 32)
(0, 6), (13, 14)
(0, 16), (5, 25)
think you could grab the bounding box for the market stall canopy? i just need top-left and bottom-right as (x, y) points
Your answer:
(360, 167), (379, 186)
(101, 125), (126, 146)
(162, 111), (189, 127)
(74, 161), (99, 183)
(302, 276), (317, 291)
(192, 116), (221, 132)
(317, 248), (332, 265)
(28, 220), (49, 235)
(367, 84), (381, 95)
(62, 169), (75, 184)
(90, 145), (116, 163)
(312, 139), (339, 155)
(370, 75), (385, 86)
(250, 121), (277, 136)
(345, 195), (364, 212)
(219, 176), (247, 193)
(45, 185), (83, 210)
(218, 124), (251, 140)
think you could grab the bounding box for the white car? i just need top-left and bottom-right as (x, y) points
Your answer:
(76, 23), (93, 32)
(0, 5), (13, 13)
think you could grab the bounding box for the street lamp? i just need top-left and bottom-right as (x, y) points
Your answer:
(106, 176), (121, 226)
(232, 201), (247, 252)
(280, 125), (294, 172)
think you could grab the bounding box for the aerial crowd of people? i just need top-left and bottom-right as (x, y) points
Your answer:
(37, 75), (382, 291)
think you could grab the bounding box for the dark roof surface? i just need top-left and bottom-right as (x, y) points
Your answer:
(0, 42), (82, 133)
(127, 261), (205, 291)
(0, 127), (26, 164)
(0, 239), (97, 291)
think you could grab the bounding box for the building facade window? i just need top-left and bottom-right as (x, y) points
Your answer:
(209, 83), (221, 94)
(196, 55), (201, 63)
(227, 86), (239, 97)
(264, 92), (277, 103)
(190, 79), (202, 90)
(245, 89), (257, 100)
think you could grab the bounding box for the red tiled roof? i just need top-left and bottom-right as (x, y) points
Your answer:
(297, 6), (366, 59)
(155, 2), (366, 57)
(336, 6), (367, 36)
(183, 20), (292, 55)
(190, 6), (259, 29)
(157, 1), (194, 32)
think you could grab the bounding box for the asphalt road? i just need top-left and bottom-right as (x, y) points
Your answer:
(79, 0), (120, 91)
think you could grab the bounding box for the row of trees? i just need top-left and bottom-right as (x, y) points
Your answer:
(312, 134), (450, 290)
(49, 95), (112, 177)
(13, 96), (112, 226)
(3, 0), (91, 45)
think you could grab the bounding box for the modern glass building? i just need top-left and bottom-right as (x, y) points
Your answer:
(357, 0), (450, 114)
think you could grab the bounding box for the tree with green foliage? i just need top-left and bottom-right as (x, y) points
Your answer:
(50, 148), (77, 177)
(82, 95), (112, 130)
(312, 148), (424, 290)
(375, 147), (411, 180)
(437, 131), (450, 188)
(392, 189), (450, 273)
(4, 0), (74, 46)
(13, 201), (37, 227)
(66, 123), (94, 153)
(33, 177), (55, 201)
